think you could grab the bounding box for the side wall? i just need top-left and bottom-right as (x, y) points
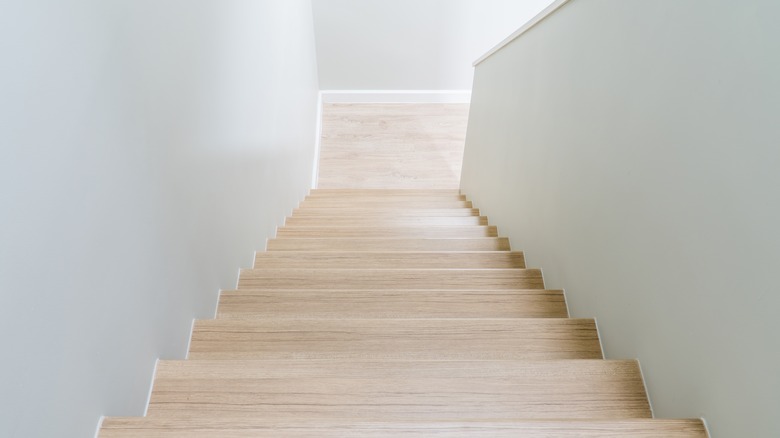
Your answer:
(461, 0), (779, 436)
(0, 1), (319, 436)
(311, 0), (554, 90)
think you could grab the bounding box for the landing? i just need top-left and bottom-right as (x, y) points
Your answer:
(316, 103), (469, 189)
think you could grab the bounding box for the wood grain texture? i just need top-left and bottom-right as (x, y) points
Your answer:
(316, 103), (469, 189)
(309, 188), (463, 196)
(292, 208), (481, 217)
(275, 225), (497, 238)
(101, 419), (708, 438)
(299, 199), (473, 208)
(188, 318), (601, 360)
(237, 268), (543, 290)
(253, 251), (525, 269)
(217, 289), (566, 319)
(266, 238), (511, 251)
(145, 360), (646, 418)
(285, 215), (489, 226)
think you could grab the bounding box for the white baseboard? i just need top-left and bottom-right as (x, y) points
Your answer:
(321, 90), (471, 104)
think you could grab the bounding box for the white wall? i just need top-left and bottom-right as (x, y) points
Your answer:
(311, 0), (554, 90)
(0, 1), (319, 436)
(461, 0), (779, 436)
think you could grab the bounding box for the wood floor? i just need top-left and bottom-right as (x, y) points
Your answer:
(100, 189), (708, 437)
(316, 104), (469, 189)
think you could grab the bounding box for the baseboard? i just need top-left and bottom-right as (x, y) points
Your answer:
(312, 92), (324, 189)
(321, 90), (472, 104)
(93, 416), (105, 438)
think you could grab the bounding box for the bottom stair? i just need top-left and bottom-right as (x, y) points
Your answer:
(99, 189), (708, 437)
(101, 419), (708, 438)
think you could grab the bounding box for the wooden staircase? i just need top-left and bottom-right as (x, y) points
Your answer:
(100, 189), (708, 437)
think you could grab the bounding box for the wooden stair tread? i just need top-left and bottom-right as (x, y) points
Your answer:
(292, 207), (481, 217)
(309, 188), (464, 195)
(285, 216), (489, 226)
(101, 419), (708, 438)
(298, 199), (473, 208)
(188, 318), (601, 360)
(218, 289), (566, 318)
(275, 225), (498, 238)
(238, 268), (543, 290)
(253, 251), (525, 269)
(266, 237), (511, 251)
(144, 360), (649, 419)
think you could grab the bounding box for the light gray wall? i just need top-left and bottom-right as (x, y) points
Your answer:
(0, 1), (319, 436)
(312, 0), (554, 90)
(461, 0), (779, 436)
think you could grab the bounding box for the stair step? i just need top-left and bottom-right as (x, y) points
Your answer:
(266, 237), (511, 251)
(306, 192), (467, 201)
(237, 268), (543, 290)
(101, 418), (709, 438)
(218, 289), (567, 319)
(285, 216), (489, 226)
(253, 251), (525, 269)
(292, 207), (481, 217)
(275, 225), (498, 238)
(298, 199), (473, 208)
(143, 360), (648, 419)
(310, 188), (463, 196)
(188, 318), (601, 360)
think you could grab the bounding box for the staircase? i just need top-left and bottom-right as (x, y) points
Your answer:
(100, 189), (708, 437)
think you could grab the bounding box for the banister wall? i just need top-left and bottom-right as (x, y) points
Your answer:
(461, 0), (780, 436)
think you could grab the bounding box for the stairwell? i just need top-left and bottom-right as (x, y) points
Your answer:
(99, 189), (708, 437)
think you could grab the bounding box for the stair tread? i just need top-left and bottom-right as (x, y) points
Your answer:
(238, 268), (544, 290)
(292, 208), (481, 217)
(188, 318), (601, 360)
(253, 251), (525, 269)
(266, 237), (511, 251)
(101, 419), (708, 438)
(144, 359), (648, 419)
(285, 216), (489, 226)
(275, 225), (498, 238)
(218, 288), (566, 318)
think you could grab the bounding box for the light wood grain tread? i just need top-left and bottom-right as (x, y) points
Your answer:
(298, 199), (473, 208)
(188, 318), (601, 360)
(285, 215), (489, 226)
(100, 419), (708, 438)
(275, 225), (498, 238)
(310, 189), (463, 195)
(217, 289), (567, 319)
(292, 208), (481, 217)
(267, 237), (511, 251)
(306, 192), (467, 201)
(253, 251), (525, 269)
(142, 360), (648, 419)
(237, 268), (544, 290)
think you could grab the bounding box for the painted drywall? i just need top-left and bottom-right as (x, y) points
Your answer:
(0, 1), (318, 436)
(461, 0), (779, 436)
(311, 0), (554, 90)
